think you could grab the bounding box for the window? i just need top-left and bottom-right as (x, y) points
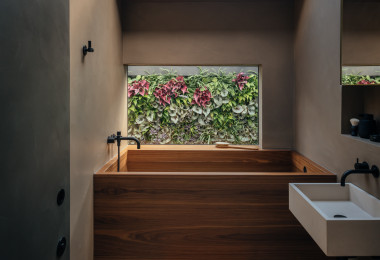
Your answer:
(127, 66), (259, 145)
(342, 66), (380, 85)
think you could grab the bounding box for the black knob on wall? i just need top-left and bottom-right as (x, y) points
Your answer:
(56, 237), (66, 257)
(57, 189), (65, 206)
(83, 41), (94, 56)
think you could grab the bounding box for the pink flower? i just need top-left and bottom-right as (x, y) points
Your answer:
(232, 73), (249, 90)
(357, 79), (375, 85)
(174, 76), (188, 94)
(166, 76), (188, 96)
(153, 76), (188, 106)
(128, 80), (150, 97)
(154, 84), (173, 106)
(191, 87), (212, 108)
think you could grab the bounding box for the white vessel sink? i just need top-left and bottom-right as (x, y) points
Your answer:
(289, 183), (380, 257)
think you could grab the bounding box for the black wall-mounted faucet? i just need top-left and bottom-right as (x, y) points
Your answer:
(83, 41), (94, 56)
(107, 131), (140, 172)
(341, 158), (379, 186)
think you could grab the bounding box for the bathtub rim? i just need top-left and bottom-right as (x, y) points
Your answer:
(95, 146), (335, 177)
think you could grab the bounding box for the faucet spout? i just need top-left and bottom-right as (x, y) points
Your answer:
(341, 166), (379, 186)
(120, 136), (140, 149)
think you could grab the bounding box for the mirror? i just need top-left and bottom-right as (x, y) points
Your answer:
(341, 0), (380, 140)
(341, 0), (380, 85)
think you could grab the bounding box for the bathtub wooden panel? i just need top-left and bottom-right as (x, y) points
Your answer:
(291, 152), (331, 174)
(127, 150), (293, 172)
(94, 173), (336, 259)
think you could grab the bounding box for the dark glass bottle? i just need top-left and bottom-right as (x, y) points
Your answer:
(358, 114), (377, 139)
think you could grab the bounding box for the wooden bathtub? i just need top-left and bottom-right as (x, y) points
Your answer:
(94, 146), (336, 260)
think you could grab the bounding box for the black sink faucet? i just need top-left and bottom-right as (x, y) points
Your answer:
(107, 131), (140, 172)
(340, 158), (379, 186)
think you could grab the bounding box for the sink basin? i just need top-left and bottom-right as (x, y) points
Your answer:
(289, 183), (380, 257)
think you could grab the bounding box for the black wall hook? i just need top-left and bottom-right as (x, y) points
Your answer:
(83, 41), (94, 56)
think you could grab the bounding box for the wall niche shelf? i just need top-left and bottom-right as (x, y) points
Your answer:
(341, 85), (380, 137)
(342, 134), (380, 148)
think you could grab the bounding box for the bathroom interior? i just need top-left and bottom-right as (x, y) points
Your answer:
(1, 0), (380, 259)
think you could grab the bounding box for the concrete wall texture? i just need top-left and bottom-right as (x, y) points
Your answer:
(0, 0), (70, 259)
(122, 0), (296, 149)
(295, 0), (380, 201)
(70, 0), (128, 259)
(341, 0), (380, 137)
(342, 0), (380, 66)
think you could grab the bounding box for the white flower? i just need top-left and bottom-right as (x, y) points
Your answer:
(214, 96), (223, 107)
(218, 132), (226, 139)
(248, 106), (255, 116)
(241, 136), (250, 142)
(227, 134), (235, 142)
(198, 116), (206, 125)
(232, 105), (243, 114)
(221, 89), (229, 97)
(147, 113), (154, 122)
(171, 115), (179, 124)
(160, 137), (171, 144)
(192, 106), (203, 115)
(169, 109), (177, 117)
(241, 105), (248, 115)
(203, 107), (211, 117)
(136, 115), (145, 124)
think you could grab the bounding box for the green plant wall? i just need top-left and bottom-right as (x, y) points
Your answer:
(342, 74), (380, 85)
(127, 68), (259, 145)
(342, 67), (380, 85)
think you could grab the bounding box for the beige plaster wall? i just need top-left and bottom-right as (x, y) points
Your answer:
(342, 0), (380, 137)
(295, 0), (380, 199)
(122, 0), (295, 149)
(70, 1), (127, 259)
(342, 0), (380, 66)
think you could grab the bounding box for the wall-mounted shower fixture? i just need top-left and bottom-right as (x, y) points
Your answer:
(83, 41), (94, 56)
(341, 158), (379, 186)
(107, 131), (141, 172)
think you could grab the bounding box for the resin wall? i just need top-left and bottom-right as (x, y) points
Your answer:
(0, 0), (70, 259)
(122, 0), (295, 149)
(70, 0), (127, 259)
(295, 0), (380, 199)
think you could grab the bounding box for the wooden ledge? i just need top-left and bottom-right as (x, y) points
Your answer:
(127, 144), (261, 151)
(95, 146), (334, 176)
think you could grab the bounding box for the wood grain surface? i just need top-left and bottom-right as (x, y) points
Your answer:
(95, 150), (336, 259)
(126, 150), (293, 172)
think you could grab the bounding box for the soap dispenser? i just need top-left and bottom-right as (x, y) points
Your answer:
(358, 114), (377, 139)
